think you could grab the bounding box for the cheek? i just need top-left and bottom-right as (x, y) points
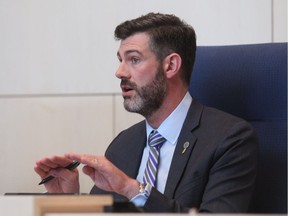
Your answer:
(133, 64), (160, 86)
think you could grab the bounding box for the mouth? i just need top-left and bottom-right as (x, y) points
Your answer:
(120, 84), (135, 97)
(121, 85), (133, 92)
(120, 79), (136, 97)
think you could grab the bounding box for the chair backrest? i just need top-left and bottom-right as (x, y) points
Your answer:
(189, 43), (287, 213)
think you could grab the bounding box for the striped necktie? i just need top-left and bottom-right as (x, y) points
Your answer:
(143, 130), (166, 187)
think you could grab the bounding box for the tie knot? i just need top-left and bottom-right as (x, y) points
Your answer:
(148, 130), (166, 149)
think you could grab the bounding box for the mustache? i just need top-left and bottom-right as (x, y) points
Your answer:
(120, 79), (137, 89)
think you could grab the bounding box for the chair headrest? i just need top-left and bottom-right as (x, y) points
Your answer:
(189, 43), (287, 121)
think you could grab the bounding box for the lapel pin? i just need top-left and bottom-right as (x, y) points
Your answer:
(182, 141), (190, 154)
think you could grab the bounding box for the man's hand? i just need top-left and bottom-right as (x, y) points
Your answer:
(34, 155), (80, 193)
(65, 153), (139, 199)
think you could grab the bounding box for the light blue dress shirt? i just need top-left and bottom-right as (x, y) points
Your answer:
(130, 92), (192, 206)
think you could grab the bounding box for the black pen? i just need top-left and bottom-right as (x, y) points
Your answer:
(38, 161), (80, 185)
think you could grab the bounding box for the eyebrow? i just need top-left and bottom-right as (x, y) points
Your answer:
(117, 49), (143, 59)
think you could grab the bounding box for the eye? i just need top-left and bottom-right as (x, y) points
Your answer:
(131, 57), (140, 64)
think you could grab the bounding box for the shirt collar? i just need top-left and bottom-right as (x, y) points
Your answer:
(146, 92), (192, 145)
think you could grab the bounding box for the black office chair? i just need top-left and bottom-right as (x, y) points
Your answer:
(189, 43), (287, 213)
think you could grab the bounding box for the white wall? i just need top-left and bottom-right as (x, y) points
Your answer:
(1, 0), (286, 95)
(0, 0), (286, 194)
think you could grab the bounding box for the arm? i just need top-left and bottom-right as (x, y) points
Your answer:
(199, 121), (258, 212)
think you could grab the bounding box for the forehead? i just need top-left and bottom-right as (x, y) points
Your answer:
(118, 33), (151, 56)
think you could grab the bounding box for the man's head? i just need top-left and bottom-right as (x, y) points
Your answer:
(116, 33), (167, 118)
(115, 12), (197, 85)
(115, 13), (196, 119)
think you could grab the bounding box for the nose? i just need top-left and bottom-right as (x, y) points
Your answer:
(115, 61), (131, 80)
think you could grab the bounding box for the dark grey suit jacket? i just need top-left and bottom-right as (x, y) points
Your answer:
(90, 99), (258, 213)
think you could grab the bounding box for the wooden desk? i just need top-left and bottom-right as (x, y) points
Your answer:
(0, 195), (113, 216)
(0, 195), (286, 216)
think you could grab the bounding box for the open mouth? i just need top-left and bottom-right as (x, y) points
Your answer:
(120, 80), (136, 97)
(121, 85), (134, 97)
(122, 85), (133, 92)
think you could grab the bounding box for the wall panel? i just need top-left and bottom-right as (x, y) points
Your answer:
(0, 0), (273, 95)
(114, 94), (144, 136)
(273, 0), (287, 42)
(0, 96), (113, 194)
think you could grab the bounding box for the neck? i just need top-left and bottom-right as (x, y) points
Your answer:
(146, 87), (188, 128)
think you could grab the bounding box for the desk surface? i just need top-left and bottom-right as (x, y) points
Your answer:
(0, 195), (113, 216)
(0, 195), (286, 216)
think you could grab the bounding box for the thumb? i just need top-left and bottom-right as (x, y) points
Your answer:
(82, 165), (95, 180)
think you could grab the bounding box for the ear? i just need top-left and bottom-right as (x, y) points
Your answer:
(163, 53), (182, 79)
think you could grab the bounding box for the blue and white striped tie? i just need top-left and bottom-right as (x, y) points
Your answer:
(143, 130), (166, 187)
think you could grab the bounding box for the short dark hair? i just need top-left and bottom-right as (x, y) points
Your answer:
(114, 12), (197, 85)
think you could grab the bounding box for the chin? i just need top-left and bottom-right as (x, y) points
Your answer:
(123, 99), (142, 113)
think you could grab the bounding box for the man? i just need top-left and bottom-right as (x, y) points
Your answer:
(34, 12), (258, 213)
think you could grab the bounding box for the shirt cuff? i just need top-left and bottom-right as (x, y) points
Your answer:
(130, 183), (152, 207)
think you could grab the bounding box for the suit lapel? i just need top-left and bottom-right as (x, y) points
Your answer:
(164, 99), (204, 197)
(122, 122), (147, 178)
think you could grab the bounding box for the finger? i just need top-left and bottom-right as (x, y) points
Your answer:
(35, 156), (74, 178)
(50, 166), (79, 180)
(35, 156), (67, 171)
(34, 164), (48, 178)
(65, 153), (98, 167)
(35, 163), (49, 173)
(64, 152), (81, 161)
(50, 155), (74, 168)
(82, 165), (95, 179)
(35, 158), (55, 173)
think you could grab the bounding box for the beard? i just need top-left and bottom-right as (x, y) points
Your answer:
(121, 67), (167, 118)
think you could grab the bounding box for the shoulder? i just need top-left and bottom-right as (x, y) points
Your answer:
(184, 99), (258, 151)
(189, 99), (254, 132)
(113, 120), (147, 141)
(105, 120), (146, 155)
